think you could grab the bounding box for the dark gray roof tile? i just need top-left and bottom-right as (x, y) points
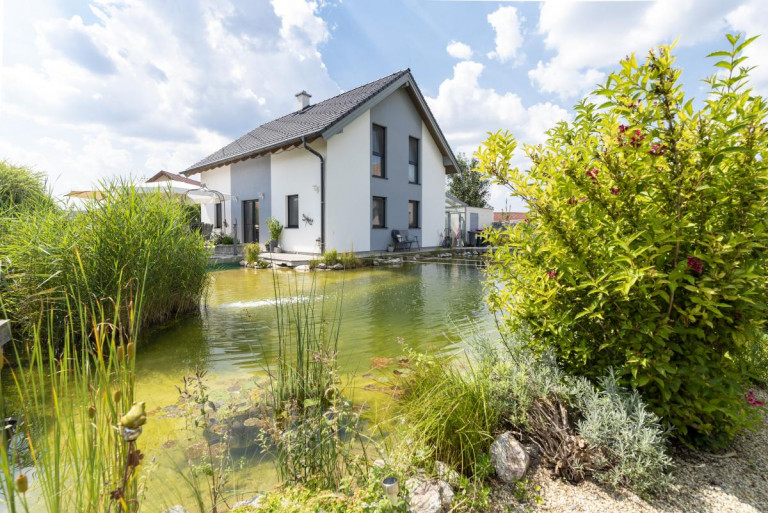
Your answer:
(186, 69), (410, 173)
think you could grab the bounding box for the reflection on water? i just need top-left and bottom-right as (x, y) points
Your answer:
(7, 263), (492, 511)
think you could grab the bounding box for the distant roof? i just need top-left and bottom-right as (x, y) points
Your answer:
(183, 69), (459, 175)
(146, 170), (201, 186)
(494, 212), (527, 223)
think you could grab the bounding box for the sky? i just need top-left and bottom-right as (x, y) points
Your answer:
(1, 0), (767, 211)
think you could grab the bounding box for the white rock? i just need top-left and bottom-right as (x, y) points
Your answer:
(294, 265), (310, 271)
(239, 260), (247, 266)
(373, 458), (386, 468)
(387, 258), (403, 264)
(491, 431), (530, 483)
(317, 263), (327, 269)
(162, 507), (188, 513)
(331, 263), (344, 270)
(435, 461), (460, 485)
(231, 495), (263, 509)
(406, 476), (454, 513)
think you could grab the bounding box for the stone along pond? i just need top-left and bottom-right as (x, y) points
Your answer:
(32, 261), (493, 510)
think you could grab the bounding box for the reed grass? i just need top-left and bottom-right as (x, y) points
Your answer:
(261, 272), (367, 490)
(0, 274), (144, 512)
(0, 179), (209, 343)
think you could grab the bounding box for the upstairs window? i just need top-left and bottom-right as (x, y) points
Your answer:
(372, 125), (386, 178)
(409, 137), (419, 183)
(409, 200), (419, 228)
(372, 196), (386, 228)
(287, 195), (299, 228)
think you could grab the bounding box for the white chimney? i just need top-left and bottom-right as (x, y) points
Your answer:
(295, 90), (312, 110)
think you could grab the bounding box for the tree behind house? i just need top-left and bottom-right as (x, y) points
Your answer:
(448, 153), (491, 207)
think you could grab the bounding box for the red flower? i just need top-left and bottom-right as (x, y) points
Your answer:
(610, 188), (620, 195)
(586, 168), (599, 184)
(686, 256), (703, 276)
(618, 124), (627, 133)
(579, 197), (588, 203)
(630, 129), (645, 148)
(567, 197), (577, 205)
(746, 389), (766, 407)
(649, 143), (667, 156)
(546, 270), (557, 279)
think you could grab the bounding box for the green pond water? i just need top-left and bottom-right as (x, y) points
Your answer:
(9, 262), (494, 511)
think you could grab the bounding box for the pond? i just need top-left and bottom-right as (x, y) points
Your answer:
(14, 261), (493, 511)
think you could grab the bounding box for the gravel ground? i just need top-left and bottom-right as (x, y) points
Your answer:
(491, 389), (768, 513)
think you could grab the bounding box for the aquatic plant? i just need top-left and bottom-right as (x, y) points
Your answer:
(259, 272), (367, 490)
(0, 279), (145, 512)
(0, 179), (209, 343)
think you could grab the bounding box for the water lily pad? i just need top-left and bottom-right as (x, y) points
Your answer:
(161, 440), (178, 450)
(370, 357), (393, 369)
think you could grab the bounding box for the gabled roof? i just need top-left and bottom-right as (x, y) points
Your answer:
(183, 69), (459, 175)
(146, 170), (201, 186)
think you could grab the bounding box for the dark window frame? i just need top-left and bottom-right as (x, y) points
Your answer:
(408, 200), (420, 229)
(215, 202), (222, 229)
(409, 137), (419, 184)
(372, 196), (386, 228)
(287, 195), (299, 228)
(372, 124), (386, 178)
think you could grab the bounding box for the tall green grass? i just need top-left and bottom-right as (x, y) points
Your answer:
(260, 272), (366, 490)
(0, 279), (144, 512)
(393, 352), (500, 477)
(0, 179), (209, 342)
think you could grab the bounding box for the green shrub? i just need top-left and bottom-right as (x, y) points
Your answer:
(267, 216), (283, 241)
(0, 161), (54, 214)
(569, 372), (672, 497)
(214, 234), (234, 245)
(394, 352), (500, 476)
(244, 242), (261, 264)
(738, 334), (768, 385)
(477, 35), (767, 447)
(0, 181), (209, 340)
(340, 251), (363, 269)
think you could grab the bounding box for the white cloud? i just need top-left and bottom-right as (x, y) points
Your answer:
(725, 0), (768, 96)
(446, 40), (473, 60)
(530, 0), (740, 99)
(0, 0), (339, 195)
(486, 6), (524, 63)
(426, 61), (569, 210)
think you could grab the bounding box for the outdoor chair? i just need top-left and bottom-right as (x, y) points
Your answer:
(391, 229), (419, 251)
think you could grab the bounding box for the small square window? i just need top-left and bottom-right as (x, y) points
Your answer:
(409, 137), (419, 184)
(409, 200), (419, 229)
(372, 196), (386, 228)
(287, 195), (299, 228)
(372, 125), (386, 178)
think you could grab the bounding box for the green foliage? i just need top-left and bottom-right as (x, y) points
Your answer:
(267, 217), (283, 241)
(476, 35), (767, 447)
(0, 286), (144, 512)
(394, 351), (501, 476)
(0, 161), (54, 214)
(738, 334), (768, 385)
(214, 234), (234, 245)
(0, 181), (209, 341)
(244, 243), (261, 264)
(259, 274), (366, 491)
(447, 153), (491, 208)
(569, 372), (673, 497)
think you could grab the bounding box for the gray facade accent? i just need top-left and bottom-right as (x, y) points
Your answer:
(230, 156), (271, 246)
(369, 88), (423, 251)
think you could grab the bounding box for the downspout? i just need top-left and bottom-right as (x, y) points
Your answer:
(302, 136), (325, 254)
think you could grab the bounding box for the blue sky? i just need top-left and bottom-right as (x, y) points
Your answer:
(2, 0), (767, 210)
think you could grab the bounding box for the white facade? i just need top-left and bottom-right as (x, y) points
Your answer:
(326, 110), (372, 252)
(195, 84), (456, 254)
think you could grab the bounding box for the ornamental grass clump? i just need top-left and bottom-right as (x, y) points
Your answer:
(0, 179), (209, 342)
(477, 34), (768, 448)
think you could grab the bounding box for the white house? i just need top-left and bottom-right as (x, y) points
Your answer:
(182, 69), (459, 254)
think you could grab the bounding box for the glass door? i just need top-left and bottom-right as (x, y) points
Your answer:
(242, 200), (259, 243)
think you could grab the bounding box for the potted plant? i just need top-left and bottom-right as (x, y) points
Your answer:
(387, 242), (395, 253)
(266, 217), (283, 252)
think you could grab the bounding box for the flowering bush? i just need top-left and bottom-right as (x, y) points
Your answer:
(476, 35), (768, 447)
